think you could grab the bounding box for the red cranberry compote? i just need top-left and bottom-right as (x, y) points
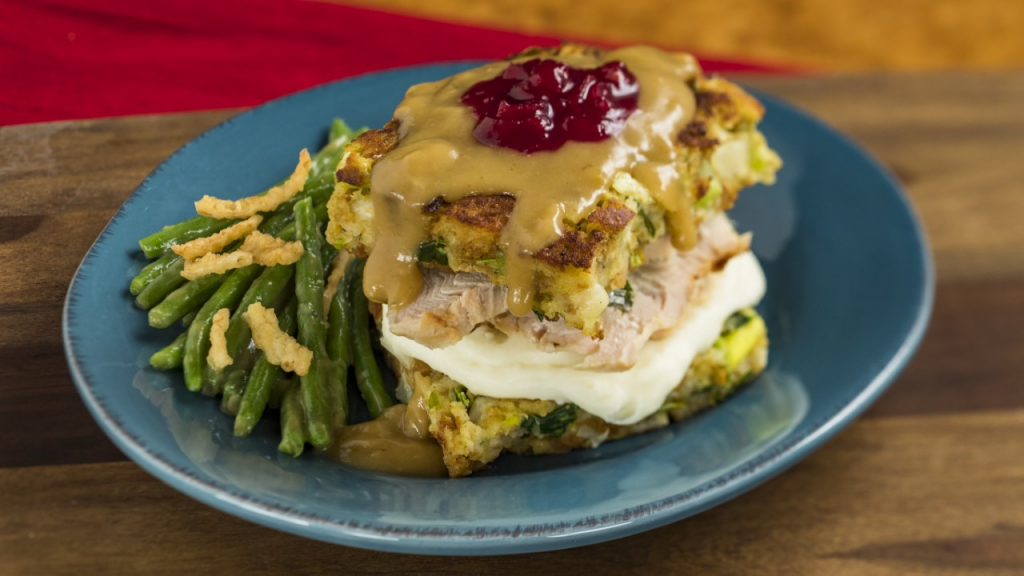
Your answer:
(460, 59), (640, 154)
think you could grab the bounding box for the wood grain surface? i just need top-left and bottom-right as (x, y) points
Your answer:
(1, 72), (1023, 573)
(338, 0), (1024, 71)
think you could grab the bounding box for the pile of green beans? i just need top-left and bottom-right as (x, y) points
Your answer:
(135, 119), (394, 457)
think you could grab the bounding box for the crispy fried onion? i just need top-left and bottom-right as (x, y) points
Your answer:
(323, 250), (353, 312)
(244, 302), (312, 376)
(171, 215), (262, 260)
(207, 308), (233, 370)
(179, 231), (303, 280)
(194, 149), (312, 218)
(181, 251), (253, 280)
(240, 231), (304, 266)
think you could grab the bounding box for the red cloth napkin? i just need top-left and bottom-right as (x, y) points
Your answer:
(2, 0), (791, 126)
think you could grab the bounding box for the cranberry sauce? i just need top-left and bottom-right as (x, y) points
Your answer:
(460, 59), (640, 154)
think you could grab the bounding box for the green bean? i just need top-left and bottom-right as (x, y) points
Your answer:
(300, 177), (336, 207)
(135, 257), (186, 309)
(326, 355), (350, 430)
(180, 310), (198, 327)
(130, 252), (176, 296)
(329, 259), (358, 367)
(328, 118), (361, 146)
(321, 244), (339, 275)
(349, 260), (392, 418)
(150, 331), (187, 370)
(325, 259), (358, 428)
(182, 265), (264, 393)
(139, 217), (239, 259)
(219, 347), (257, 414)
(312, 201), (332, 230)
(278, 380), (306, 457)
(268, 372), (292, 410)
(276, 222), (296, 242)
(234, 298), (298, 436)
(261, 208), (295, 237)
(275, 200), (329, 244)
(261, 210), (294, 237)
(219, 369), (244, 413)
(311, 118), (361, 179)
(293, 198), (332, 448)
(148, 308), (196, 370)
(148, 273), (225, 329)
(329, 119), (347, 143)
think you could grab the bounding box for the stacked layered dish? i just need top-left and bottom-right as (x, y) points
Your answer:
(327, 44), (781, 476)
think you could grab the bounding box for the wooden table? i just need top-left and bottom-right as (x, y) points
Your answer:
(2, 72), (1023, 574)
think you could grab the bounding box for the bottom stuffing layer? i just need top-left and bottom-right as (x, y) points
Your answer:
(390, 307), (768, 477)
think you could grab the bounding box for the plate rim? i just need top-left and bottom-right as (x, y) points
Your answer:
(62, 61), (935, 555)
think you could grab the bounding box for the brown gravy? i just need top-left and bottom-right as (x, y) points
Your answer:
(363, 46), (700, 315)
(322, 401), (447, 478)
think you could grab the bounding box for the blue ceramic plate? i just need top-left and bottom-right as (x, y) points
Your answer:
(64, 63), (932, 555)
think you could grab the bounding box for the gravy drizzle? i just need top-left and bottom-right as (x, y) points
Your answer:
(364, 46), (700, 316)
(323, 391), (447, 477)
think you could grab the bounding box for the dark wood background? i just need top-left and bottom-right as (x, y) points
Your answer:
(3, 0), (1024, 570)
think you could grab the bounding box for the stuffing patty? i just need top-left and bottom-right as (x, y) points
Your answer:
(326, 44), (780, 334)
